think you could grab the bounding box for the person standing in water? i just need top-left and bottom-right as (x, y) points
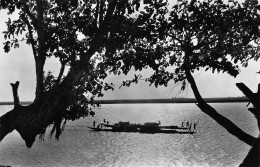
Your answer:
(93, 120), (96, 127)
(189, 123), (192, 132)
(194, 122), (198, 131)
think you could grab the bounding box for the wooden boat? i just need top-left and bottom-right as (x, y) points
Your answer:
(88, 121), (195, 134)
(159, 125), (188, 130)
(140, 129), (196, 134)
(88, 127), (139, 132)
(88, 127), (112, 132)
(88, 127), (195, 134)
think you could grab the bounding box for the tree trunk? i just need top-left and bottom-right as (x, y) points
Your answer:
(184, 68), (260, 166)
(0, 68), (83, 147)
(236, 83), (260, 131)
(34, 56), (46, 105)
(0, 82), (37, 147)
(185, 69), (256, 146)
(239, 135), (260, 167)
(0, 87), (64, 147)
(236, 83), (260, 167)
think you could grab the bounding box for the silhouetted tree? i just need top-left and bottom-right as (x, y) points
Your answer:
(1, 0), (259, 165)
(0, 0), (157, 148)
(108, 0), (260, 165)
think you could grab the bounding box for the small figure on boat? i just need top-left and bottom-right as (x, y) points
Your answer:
(107, 121), (109, 125)
(188, 123), (192, 132)
(181, 121), (184, 127)
(103, 119), (106, 123)
(186, 121), (190, 127)
(158, 121), (161, 125)
(93, 120), (96, 127)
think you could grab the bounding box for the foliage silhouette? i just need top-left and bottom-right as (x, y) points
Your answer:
(100, 0), (260, 165)
(0, 0), (260, 165)
(0, 0), (159, 147)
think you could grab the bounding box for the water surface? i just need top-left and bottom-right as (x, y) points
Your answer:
(0, 103), (258, 167)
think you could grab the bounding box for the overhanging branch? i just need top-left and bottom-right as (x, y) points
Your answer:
(236, 83), (255, 102)
(236, 83), (260, 109)
(236, 82), (260, 131)
(186, 69), (256, 146)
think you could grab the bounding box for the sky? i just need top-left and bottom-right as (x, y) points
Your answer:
(0, 6), (260, 102)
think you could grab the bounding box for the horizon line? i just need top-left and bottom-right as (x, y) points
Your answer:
(0, 96), (248, 105)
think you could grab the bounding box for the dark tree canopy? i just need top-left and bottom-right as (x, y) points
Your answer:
(116, 1), (260, 165)
(103, 0), (260, 165)
(0, 0), (164, 147)
(0, 1), (260, 165)
(110, 0), (260, 87)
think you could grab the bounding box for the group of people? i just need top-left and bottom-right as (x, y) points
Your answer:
(181, 120), (198, 132)
(92, 119), (198, 132)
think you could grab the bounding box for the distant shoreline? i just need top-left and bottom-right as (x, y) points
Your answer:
(0, 101), (32, 105)
(0, 97), (248, 105)
(94, 97), (248, 104)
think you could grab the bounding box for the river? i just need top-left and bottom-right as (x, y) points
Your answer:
(0, 103), (258, 167)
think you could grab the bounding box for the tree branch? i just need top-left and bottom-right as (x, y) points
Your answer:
(36, 0), (43, 22)
(101, 0), (117, 28)
(237, 82), (260, 131)
(236, 83), (260, 108)
(56, 62), (66, 84)
(0, 82), (22, 144)
(186, 69), (256, 146)
(185, 66), (203, 103)
(94, 0), (100, 27)
(168, 33), (184, 48)
(80, 0), (117, 65)
(21, 0), (37, 26)
(10, 81), (21, 107)
(21, 13), (37, 59)
(99, 0), (105, 25)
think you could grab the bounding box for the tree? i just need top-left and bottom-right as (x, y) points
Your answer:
(107, 0), (260, 165)
(0, 0), (157, 148)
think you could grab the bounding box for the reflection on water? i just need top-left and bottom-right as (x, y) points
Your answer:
(0, 103), (258, 167)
